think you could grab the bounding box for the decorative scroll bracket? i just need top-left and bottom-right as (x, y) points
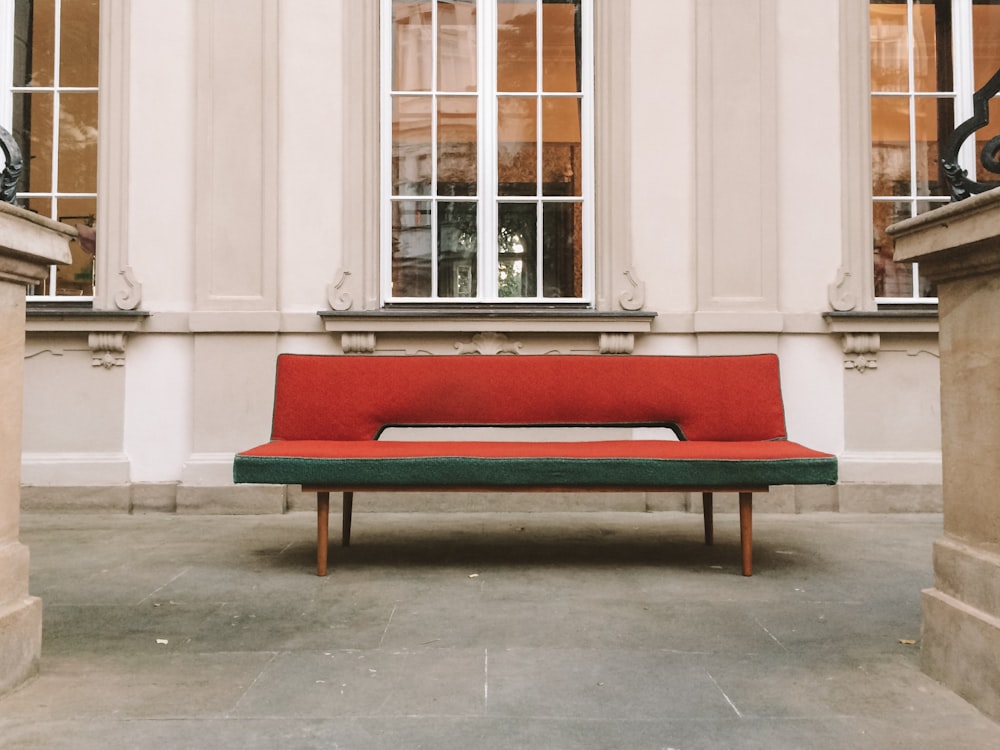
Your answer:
(0, 126), (23, 204)
(941, 67), (1000, 201)
(842, 333), (880, 373)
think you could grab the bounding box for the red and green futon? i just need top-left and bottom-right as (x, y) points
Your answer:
(233, 353), (838, 576)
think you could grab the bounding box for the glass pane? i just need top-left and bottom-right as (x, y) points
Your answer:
(873, 200), (914, 298)
(393, 0), (433, 91)
(437, 96), (477, 196)
(915, 200), (944, 298)
(912, 0), (947, 93)
(542, 97), (581, 196)
(393, 96), (433, 196)
(392, 199), (433, 297)
(60, 0), (99, 87)
(871, 95), (911, 197)
(975, 96), (1000, 185)
(497, 202), (537, 297)
(14, 0), (54, 87)
(498, 96), (537, 196)
(914, 96), (953, 196)
(973, 1), (1000, 90)
(55, 196), (96, 296)
(498, 0), (537, 93)
(438, 0), (477, 92)
(542, 201), (581, 297)
(57, 93), (98, 193)
(18, 196), (51, 220)
(870, 3), (908, 93)
(542, 0), (580, 93)
(12, 92), (53, 194)
(437, 200), (477, 297)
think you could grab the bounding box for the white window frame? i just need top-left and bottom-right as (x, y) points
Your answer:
(0, 0), (99, 302)
(871, 0), (981, 306)
(379, 0), (595, 305)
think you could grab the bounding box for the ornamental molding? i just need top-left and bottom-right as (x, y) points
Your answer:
(828, 266), (858, 312)
(88, 332), (126, 368)
(842, 333), (880, 373)
(341, 332), (375, 354)
(599, 333), (635, 354)
(618, 266), (646, 311)
(327, 268), (355, 311)
(455, 332), (523, 355)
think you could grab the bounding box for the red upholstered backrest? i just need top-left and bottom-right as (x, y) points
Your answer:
(268, 354), (788, 442)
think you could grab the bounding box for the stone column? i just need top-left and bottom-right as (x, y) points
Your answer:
(0, 203), (73, 696)
(890, 187), (1000, 723)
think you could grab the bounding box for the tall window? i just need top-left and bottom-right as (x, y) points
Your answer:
(381, 0), (593, 304)
(870, 0), (1000, 304)
(7, 0), (99, 299)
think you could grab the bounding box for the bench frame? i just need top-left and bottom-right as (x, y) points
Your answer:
(303, 486), (763, 577)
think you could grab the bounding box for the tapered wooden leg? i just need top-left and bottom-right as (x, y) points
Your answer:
(739, 492), (753, 576)
(342, 491), (353, 547)
(317, 491), (330, 577)
(702, 492), (714, 545)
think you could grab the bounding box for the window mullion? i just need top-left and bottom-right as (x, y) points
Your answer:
(430, 0), (440, 299)
(952, 0), (976, 174)
(480, 0), (497, 300)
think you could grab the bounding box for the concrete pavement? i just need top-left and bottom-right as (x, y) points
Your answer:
(1, 509), (998, 749)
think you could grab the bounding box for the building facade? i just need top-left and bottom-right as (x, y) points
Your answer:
(14, 0), (983, 514)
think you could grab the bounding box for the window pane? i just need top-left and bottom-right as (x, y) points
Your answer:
(14, 0), (54, 87)
(393, 96), (433, 196)
(542, 201), (581, 297)
(498, 96), (537, 195)
(871, 95), (911, 196)
(12, 91), (53, 194)
(915, 200), (943, 298)
(873, 199), (914, 298)
(438, 0), (476, 92)
(975, 95), (1000, 185)
(914, 96), (953, 195)
(55, 196), (96, 296)
(437, 200), (477, 297)
(57, 93), (98, 193)
(392, 199), (433, 296)
(59, 0), (99, 87)
(393, 0), (433, 91)
(870, 3), (908, 92)
(912, 0), (948, 93)
(497, 201), (537, 297)
(438, 96), (477, 196)
(498, 0), (537, 93)
(542, 96), (581, 196)
(973, 1), (1000, 90)
(542, 0), (580, 93)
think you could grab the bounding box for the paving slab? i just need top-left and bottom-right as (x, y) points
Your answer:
(1, 510), (998, 749)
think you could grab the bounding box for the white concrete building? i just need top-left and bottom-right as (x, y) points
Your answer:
(13, 0), (992, 514)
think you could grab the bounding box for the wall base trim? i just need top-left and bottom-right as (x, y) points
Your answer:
(18, 482), (943, 514)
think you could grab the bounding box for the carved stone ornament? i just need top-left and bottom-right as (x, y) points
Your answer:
(828, 266), (858, 312)
(89, 332), (126, 368)
(842, 333), (880, 373)
(114, 266), (143, 311)
(599, 333), (635, 354)
(618, 266), (646, 311)
(342, 332), (376, 354)
(455, 332), (523, 355)
(327, 268), (354, 311)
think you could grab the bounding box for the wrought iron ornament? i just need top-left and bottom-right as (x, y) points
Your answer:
(941, 66), (1000, 201)
(0, 125), (22, 204)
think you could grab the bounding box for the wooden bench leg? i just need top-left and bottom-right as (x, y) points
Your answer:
(739, 491), (753, 576)
(702, 491), (714, 545)
(343, 491), (353, 547)
(317, 491), (330, 577)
